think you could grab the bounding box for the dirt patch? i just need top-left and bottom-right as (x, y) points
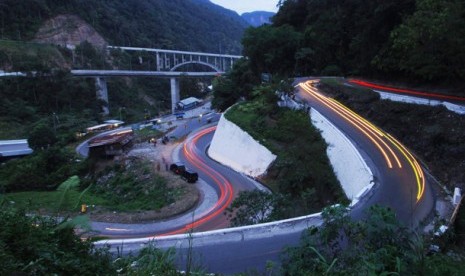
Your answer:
(86, 141), (201, 223)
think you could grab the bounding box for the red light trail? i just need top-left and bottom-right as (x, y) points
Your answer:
(158, 126), (234, 236)
(349, 79), (465, 102)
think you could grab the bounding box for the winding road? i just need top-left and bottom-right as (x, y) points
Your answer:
(298, 80), (434, 227)
(94, 79), (436, 274)
(89, 116), (264, 238)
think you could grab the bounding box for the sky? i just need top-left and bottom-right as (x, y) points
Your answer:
(209, 0), (279, 14)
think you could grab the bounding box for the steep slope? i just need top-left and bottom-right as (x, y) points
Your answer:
(33, 14), (107, 49)
(0, 0), (247, 54)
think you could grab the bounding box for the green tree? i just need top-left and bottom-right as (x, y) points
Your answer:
(283, 205), (465, 275)
(376, 0), (465, 81)
(225, 190), (284, 226)
(242, 24), (302, 76)
(212, 58), (259, 111)
(28, 123), (57, 151)
(0, 203), (115, 275)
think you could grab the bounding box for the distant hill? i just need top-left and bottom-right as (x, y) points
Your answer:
(242, 11), (275, 27)
(0, 0), (247, 54)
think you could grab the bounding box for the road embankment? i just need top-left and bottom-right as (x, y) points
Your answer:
(208, 114), (276, 178)
(310, 108), (374, 205)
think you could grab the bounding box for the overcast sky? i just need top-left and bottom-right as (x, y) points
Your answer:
(209, 0), (279, 14)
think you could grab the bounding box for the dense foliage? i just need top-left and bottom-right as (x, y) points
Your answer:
(0, 205), (115, 275)
(243, 0), (465, 85)
(0, 0), (246, 54)
(226, 190), (286, 226)
(211, 58), (259, 111)
(283, 205), (465, 275)
(90, 158), (178, 211)
(0, 146), (84, 192)
(0, 201), (189, 275)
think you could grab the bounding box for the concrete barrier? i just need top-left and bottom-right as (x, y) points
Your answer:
(310, 109), (374, 204)
(208, 114), (276, 178)
(375, 90), (465, 115)
(94, 95), (376, 254)
(94, 212), (323, 250)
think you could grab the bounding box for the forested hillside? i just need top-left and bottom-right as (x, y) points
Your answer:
(0, 0), (246, 141)
(0, 0), (247, 53)
(243, 0), (465, 86)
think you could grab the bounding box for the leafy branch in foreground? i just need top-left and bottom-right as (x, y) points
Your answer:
(282, 205), (465, 275)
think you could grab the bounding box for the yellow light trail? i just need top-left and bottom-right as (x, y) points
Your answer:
(385, 133), (425, 201)
(325, 95), (403, 168)
(300, 81), (400, 168)
(299, 80), (425, 202)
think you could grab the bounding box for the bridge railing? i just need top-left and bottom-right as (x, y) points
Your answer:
(108, 46), (243, 73)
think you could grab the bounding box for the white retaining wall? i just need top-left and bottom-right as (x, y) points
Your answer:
(95, 97), (377, 253)
(208, 114), (277, 177)
(375, 90), (465, 115)
(310, 108), (374, 204)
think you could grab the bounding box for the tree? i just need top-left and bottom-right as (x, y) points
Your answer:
(242, 24), (302, 76)
(225, 190), (283, 226)
(282, 205), (465, 275)
(211, 58), (260, 111)
(376, 0), (465, 81)
(28, 123), (57, 151)
(0, 202), (115, 275)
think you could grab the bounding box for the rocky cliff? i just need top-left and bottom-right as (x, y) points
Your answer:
(33, 14), (107, 49)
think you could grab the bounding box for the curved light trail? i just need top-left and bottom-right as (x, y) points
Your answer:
(299, 80), (425, 202)
(349, 79), (465, 102)
(159, 126), (234, 236)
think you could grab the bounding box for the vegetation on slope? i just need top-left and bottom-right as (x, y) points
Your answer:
(0, 0), (247, 53)
(224, 85), (347, 222)
(283, 205), (465, 275)
(0, 201), (192, 275)
(243, 0), (465, 86)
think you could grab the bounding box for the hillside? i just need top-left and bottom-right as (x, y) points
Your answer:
(241, 11), (275, 27)
(242, 0), (465, 86)
(0, 0), (247, 54)
(0, 0), (247, 141)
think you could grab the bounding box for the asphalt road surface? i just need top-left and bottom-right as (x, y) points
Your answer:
(95, 81), (435, 274)
(297, 80), (434, 227)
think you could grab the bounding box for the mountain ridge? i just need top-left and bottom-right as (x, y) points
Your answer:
(0, 0), (247, 54)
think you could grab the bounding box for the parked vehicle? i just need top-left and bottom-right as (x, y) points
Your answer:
(182, 170), (198, 183)
(174, 112), (185, 119)
(176, 97), (202, 110)
(170, 163), (186, 175)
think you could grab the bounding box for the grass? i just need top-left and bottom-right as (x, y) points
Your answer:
(90, 158), (178, 211)
(2, 190), (109, 212)
(0, 40), (70, 71)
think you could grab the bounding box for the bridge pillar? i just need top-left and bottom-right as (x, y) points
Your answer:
(95, 77), (109, 115)
(170, 78), (180, 113)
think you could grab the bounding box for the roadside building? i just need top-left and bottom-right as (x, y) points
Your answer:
(176, 97), (202, 110)
(88, 130), (133, 158)
(0, 139), (33, 162)
(86, 120), (124, 134)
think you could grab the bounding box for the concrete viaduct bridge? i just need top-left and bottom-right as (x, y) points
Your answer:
(73, 46), (243, 114)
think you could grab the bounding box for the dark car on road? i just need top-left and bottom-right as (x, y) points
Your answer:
(182, 170), (198, 183)
(170, 163), (186, 175)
